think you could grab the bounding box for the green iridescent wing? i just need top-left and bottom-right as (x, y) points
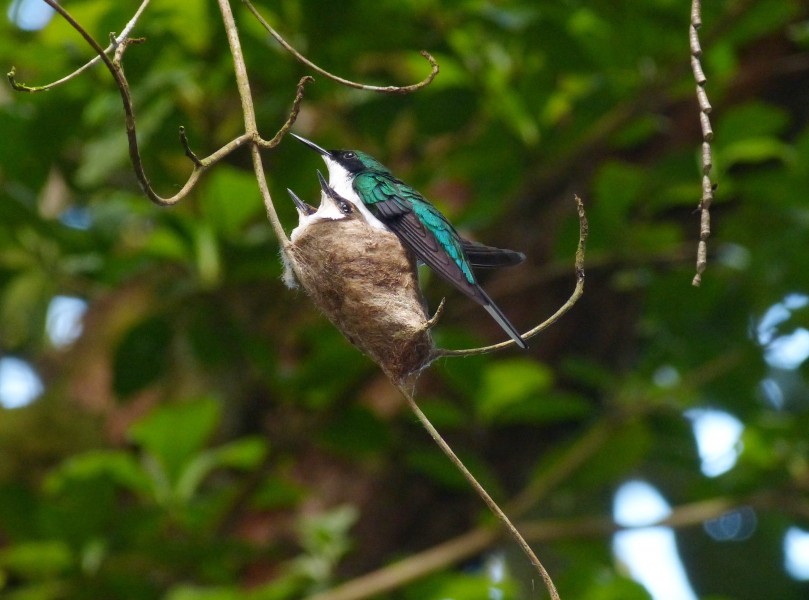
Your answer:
(353, 172), (478, 291)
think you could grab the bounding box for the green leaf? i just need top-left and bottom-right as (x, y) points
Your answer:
(199, 166), (263, 237)
(0, 270), (52, 347)
(0, 580), (68, 600)
(476, 358), (554, 422)
(0, 541), (72, 579)
(151, 2), (213, 53)
(404, 571), (518, 600)
(567, 421), (653, 490)
(719, 138), (793, 169)
(175, 437), (268, 502)
(319, 406), (390, 457)
(129, 398), (222, 486)
(43, 450), (151, 496)
(164, 586), (242, 600)
(716, 102), (789, 146)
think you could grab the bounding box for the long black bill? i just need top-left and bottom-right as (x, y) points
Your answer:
(290, 133), (332, 158)
(286, 188), (316, 216)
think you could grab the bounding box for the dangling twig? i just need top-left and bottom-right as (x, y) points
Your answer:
(437, 195), (587, 357)
(241, 0), (439, 94)
(690, 0), (714, 286)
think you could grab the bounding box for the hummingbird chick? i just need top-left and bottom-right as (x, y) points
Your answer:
(290, 133), (528, 349)
(283, 172), (436, 382)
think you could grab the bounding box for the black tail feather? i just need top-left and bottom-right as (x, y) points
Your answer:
(462, 240), (526, 270)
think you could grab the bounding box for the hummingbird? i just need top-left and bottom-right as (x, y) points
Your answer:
(290, 133), (528, 349)
(284, 171), (435, 380)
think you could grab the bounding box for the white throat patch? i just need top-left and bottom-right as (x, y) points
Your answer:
(323, 157), (390, 232)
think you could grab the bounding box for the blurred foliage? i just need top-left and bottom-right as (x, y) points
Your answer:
(1, 0), (809, 599)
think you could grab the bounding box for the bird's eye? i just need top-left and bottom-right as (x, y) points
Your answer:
(344, 151), (355, 159)
(338, 200), (353, 215)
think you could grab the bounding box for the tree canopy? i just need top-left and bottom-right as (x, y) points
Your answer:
(1, 0), (809, 599)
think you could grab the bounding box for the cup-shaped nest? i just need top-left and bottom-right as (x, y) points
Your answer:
(283, 216), (435, 382)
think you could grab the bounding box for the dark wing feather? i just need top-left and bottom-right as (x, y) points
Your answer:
(386, 210), (485, 304)
(355, 171), (527, 348)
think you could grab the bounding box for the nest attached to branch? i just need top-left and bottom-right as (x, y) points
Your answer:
(283, 217), (436, 383)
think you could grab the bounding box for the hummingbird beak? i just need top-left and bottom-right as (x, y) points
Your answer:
(317, 170), (341, 202)
(289, 133), (332, 158)
(286, 188), (316, 216)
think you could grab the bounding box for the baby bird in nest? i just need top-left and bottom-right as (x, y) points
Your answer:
(283, 172), (436, 382)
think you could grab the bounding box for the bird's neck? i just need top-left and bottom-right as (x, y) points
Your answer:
(323, 159), (389, 232)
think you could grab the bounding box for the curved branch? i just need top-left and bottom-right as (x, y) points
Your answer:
(19, 0), (311, 213)
(25, 0), (187, 205)
(260, 75), (315, 149)
(7, 0), (152, 93)
(437, 195), (587, 358)
(241, 0), (439, 94)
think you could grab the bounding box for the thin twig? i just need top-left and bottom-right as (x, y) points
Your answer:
(306, 528), (499, 600)
(7, 0), (151, 92)
(395, 383), (560, 600)
(519, 492), (778, 542)
(308, 414), (620, 600)
(437, 195), (587, 358)
(215, 0), (289, 246)
(690, 0), (714, 286)
(13, 1), (311, 212)
(308, 488), (782, 600)
(24, 0), (197, 205)
(241, 0), (439, 94)
(261, 75), (315, 149)
(308, 358), (762, 600)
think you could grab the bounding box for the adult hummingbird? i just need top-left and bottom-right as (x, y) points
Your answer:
(290, 133), (527, 349)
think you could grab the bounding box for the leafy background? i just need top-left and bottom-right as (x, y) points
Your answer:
(1, 0), (809, 599)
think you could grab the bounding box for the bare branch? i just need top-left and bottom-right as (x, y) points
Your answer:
(437, 195), (587, 358)
(23, 0), (190, 205)
(241, 0), (439, 94)
(178, 127), (203, 167)
(216, 0), (290, 246)
(260, 75), (315, 149)
(16, 0), (310, 216)
(7, 0), (151, 93)
(690, 0), (714, 286)
(395, 383), (559, 600)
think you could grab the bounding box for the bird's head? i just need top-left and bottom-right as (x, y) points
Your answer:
(290, 133), (391, 189)
(287, 170), (361, 240)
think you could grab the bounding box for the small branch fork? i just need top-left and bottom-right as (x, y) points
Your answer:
(8, 0), (438, 243)
(690, 0), (714, 287)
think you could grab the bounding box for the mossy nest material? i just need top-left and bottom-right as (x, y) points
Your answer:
(283, 216), (436, 382)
